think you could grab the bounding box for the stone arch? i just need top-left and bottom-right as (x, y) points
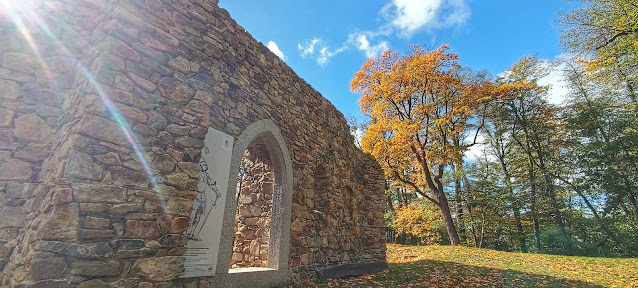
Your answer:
(214, 119), (293, 286)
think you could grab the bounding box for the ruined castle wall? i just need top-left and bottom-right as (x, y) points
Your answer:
(0, 1), (115, 286)
(0, 0), (386, 287)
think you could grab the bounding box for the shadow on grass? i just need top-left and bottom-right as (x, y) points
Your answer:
(280, 260), (604, 288)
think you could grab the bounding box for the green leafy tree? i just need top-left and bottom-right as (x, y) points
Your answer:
(559, 0), (638, 103)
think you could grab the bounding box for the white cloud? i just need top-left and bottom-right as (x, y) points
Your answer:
(298, 38), (347, 66)
(538, 62), (569, 106)
(298, 38), (320, 58)
(297, 0), (471, 65)
(382, 0), (471, 37)
(317, 47), (333, 66)
(266, 41), (285, 60)
(497, 56), (570, 106)
(350, 33), (390, 58)
(464, 132), (492, 162)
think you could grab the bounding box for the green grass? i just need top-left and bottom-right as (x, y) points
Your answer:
(282, 244), (638, 287)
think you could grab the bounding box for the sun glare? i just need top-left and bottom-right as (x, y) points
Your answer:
(0, 0), (163, 201)
(0, 0), (34, 15)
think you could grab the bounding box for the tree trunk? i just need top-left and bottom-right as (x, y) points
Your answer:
(438, 191), (461, 245)
(627, 189), (638, 219)
(529, 168), (542, 251)
(500, 158), (527, 253)
(454, 178), (466, 244)
(545, 179), (573, 255)
(513, 206), (527, 253)
(467, 198), (478, 247)
(533, 217), (541, 251)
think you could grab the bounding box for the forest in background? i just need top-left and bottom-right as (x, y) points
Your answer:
(350, 0), (638, 257)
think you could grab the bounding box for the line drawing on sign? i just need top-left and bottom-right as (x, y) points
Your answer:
(187, 146), (222, 241)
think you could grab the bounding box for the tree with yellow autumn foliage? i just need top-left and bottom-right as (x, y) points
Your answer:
(394, 199), (444, 245)
(351, 45), (494, 245)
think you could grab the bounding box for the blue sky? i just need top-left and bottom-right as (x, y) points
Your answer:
(218, 0), (579, 120)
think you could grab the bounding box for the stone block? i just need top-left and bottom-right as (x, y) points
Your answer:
(0, 206), (28, 228)
(132, 256), (183, 281)
(127, 72), (156, 92)
(52, 188), (73, 205)
(0, 150), (10, 161)
(0, 67), (35, 82)
(30, 256), (66, 281)
(113, 239), (145, 250)
(165, 125), (189, 137)
(37, 241), (113, 258)
(112, 203), (143, 214)
(83, 216), (110, 229)
(80, 229), (115, 240)
(70, 260), (122, 277)
(193, 89), (215, 104)
(163, 195), (191, 216)
(0, 159), (33, 181)
(22, 88), (63, 107)
(3, 52), (37, 68)
(0, 79), (23, 100)
(13, 114), (54, 144)
(158, 77), (194, 102)
(65, 150), (104, 180)
(0, 228), (19, 240)
(164, 172), (192, 189)
(111, 166), (150, 189)
(0, 108), (15, 128)
(174, 136), (204, 149)
(114, 74), (135, 91)
(114, 102), (148, 123)
(169, 216), (189, 233)
(139, 32), (175, 53)
(177, 162), (199, 178)
(147, 110), (167, 131)
(159, 234), (188, 248)
(79, 203), (111, 213)
(14, 146), (50, 162)
(73, 184), (126, 203)
(105, 35), (142, 62)
(76, 114), (129, 146)
(37, 204), (79, 240)
(167, 56), (191, 74)
(94, 152), (122, 166)
(110, 278), (141, 288)
(151, 153), (176, 172)
(5, 182), (41, 199)
(125, 220), (161, 239)
(0, 244), (12, 258)
(0, 129), (20, 150)
(185, 99), (209, 114)
(76, 279), (108, 288)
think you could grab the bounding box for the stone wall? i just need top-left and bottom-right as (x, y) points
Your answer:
(0, 0), (387, 287)
(232, 139), (273, 268)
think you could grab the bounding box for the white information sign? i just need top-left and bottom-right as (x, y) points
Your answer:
(181, 128), (234, 278)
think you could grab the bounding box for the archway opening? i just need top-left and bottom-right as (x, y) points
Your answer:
(213, 119), (292, 287)
(231, 137), (273, 268)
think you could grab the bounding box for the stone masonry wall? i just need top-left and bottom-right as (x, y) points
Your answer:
(231, 138), (273, 268)
(0, 0), (386, 287)
(0, 0), (113, 286)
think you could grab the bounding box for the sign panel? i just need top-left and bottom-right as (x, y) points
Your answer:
(181, 128), (234, 278)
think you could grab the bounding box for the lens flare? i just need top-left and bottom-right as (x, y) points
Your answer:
(2, 1), (165, 205)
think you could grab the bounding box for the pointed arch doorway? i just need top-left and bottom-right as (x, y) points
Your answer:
(214, 119), (293, 287)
